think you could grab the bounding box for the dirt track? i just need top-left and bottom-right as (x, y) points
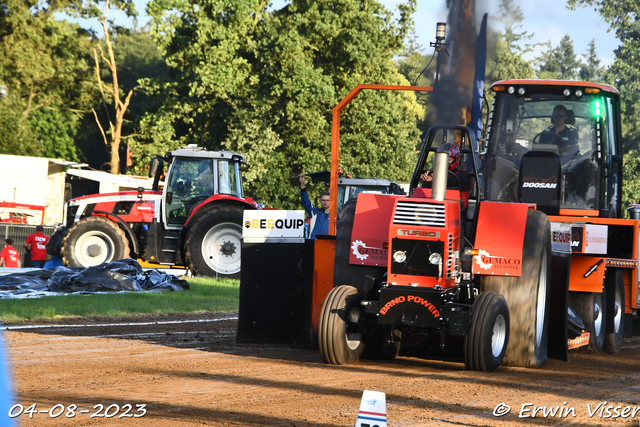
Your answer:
(3, 313), (640, 426)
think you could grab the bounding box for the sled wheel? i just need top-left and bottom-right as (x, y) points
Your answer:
(61, 216), (130, 267)
(464, 292), (509, 372)
(570, 290), (606, 353)
(604, 269), (625, 353)
(185, 205), (243, 278)
(319, 285), (365, 365)
(481, 209), (551, 368)
(362, 325), (401, 360)
(334, 200), (385, 293)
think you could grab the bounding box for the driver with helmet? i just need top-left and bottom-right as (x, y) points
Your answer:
(539, 104), (579, 158)
(421, 143), (472, 210)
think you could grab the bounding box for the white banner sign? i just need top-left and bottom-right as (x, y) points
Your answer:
(242, 210), (305, 241)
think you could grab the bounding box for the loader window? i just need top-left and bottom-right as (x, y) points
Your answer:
(485, 92), (603, 211)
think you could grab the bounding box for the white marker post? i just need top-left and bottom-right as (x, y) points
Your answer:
(354, 390), (387, 427)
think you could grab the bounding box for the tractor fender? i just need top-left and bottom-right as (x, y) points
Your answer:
(473, 201), (534, 277)
(184, 195), (258, 226)
(92, 210), (139, 257)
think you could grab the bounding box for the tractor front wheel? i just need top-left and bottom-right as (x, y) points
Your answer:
(61, 216), (130, 267)
(464, 292), (509, 372)
(319, 285), (366, 365)
(570, 290), (606, 353)
(605, 270), (625, 353)
(184, 205), (243, 278)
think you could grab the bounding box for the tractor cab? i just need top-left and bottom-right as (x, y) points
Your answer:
(484, 80), (622, 217)
(158, 147), (246, 229)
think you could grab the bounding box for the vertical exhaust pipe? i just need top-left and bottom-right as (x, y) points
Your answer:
(432, 152), (449, 201)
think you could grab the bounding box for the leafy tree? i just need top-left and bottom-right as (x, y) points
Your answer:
(0, 0), (97, 158)
(145, 0), (423, 208)
(535, 34), (580, 79)
(579, 39), (605, 82)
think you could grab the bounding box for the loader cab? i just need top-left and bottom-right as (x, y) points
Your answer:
(485, 81), (622, 217)
(162, 148), (245, 229)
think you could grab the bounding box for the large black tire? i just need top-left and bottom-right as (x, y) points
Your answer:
(604, 270), (625, 353)
(464, 292), (509, 372)
(319, 285), (365, 365)
(570, 290), (606, 353)
(334, 200), (385, 293)
(61, 216), (130, 267)
(184, 205), (243, 279)
(481, 209), (551, 368)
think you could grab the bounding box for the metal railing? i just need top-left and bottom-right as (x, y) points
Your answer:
(1, 224), (56, 266)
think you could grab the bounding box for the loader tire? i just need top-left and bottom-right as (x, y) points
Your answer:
(570, 291), (605, 353)
(334, 200), (385, 293)
(184, 205), (243, 279)
(464, 292), (509, 372)
(481, 209), (551, 368)
(604, 269), (625, 353)
(319, 285), (365, 365)
(61, 216), (130, 268)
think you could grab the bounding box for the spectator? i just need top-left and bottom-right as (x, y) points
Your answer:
(24, 225), (49, 268)
(0, 239), (20, 268)
(299, 174), (330, 239)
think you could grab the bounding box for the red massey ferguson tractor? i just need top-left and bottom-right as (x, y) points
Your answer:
(56, 146), (258, 278)
(317, 81), (640, 371)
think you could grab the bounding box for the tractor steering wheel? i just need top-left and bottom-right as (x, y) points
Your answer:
(532, 131), (562, 145)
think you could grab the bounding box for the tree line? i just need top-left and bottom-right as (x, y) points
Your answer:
(0, 0), (638, 212)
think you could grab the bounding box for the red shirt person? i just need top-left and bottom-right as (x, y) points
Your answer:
(24, 225), (49, 268)
(0, 238), (21, 268)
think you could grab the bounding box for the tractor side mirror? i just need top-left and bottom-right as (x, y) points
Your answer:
(149, 158), (159, 178)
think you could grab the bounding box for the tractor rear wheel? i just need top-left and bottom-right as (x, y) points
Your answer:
(605, 270), (625, 353)
(464, 292), (509, 372)
(61, 216), (130, 267)
(334, 200), (385, 293)
(481, 209), (551, 368)
(184, 205), (243, 278)
(319, 285), (365, 365)
(570, 290), (606, 353)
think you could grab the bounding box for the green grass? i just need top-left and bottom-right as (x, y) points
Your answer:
(0, 277), (240, 324)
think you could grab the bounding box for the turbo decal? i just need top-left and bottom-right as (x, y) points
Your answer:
(397, 229), (440, 238)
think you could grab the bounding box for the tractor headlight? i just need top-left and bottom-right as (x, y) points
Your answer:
(429, 253), (442, 265)
(393, 251), (407, 263)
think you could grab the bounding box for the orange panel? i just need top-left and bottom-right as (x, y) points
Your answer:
(568, 256), (605, 293)
(558, 208), (599, 217)
(473, 201), (530, 277)
(311, 237), (336, 333)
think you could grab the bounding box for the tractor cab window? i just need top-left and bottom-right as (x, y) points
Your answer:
(485, 92), (606, 212)
(217, 160), (243, 198)
(165, 158), (214, 227)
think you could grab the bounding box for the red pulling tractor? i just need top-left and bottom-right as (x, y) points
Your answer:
(317, 81), (640, 371)
(54, 146), (258, 278)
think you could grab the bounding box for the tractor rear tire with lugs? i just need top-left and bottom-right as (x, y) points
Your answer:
(334, 200), (385, 293)
(184, 205), (243, 279)
(481, 209), (551, 368)
(61, 216), (130, 267)
(319, 285), (365, 365)
(464, 292), (509, 372)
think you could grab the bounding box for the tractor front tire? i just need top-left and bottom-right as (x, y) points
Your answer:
(570, 290), (606, 353)
(184, 205), (243, 279)
(464, 292), (509, 372)
(319, 285), (365, 365)
(605, 270), (625, 353)
(61, 216), (130, 267)
(481, 209), (551, 368)
(334, 200), (385, 293)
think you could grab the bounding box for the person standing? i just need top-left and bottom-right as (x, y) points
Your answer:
(299, 174), (330, 240)
(24, 225), (49, 268)
(0, 239), (20, 268)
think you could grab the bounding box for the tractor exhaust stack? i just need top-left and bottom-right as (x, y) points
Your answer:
(431, 152), (449, 201)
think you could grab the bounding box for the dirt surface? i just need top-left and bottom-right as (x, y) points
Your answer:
(3, 313), (640, 427)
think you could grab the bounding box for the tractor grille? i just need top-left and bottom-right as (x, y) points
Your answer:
(393, 201), (445, 227)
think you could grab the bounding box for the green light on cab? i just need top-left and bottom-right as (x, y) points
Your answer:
(594, 100), (601, 117)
